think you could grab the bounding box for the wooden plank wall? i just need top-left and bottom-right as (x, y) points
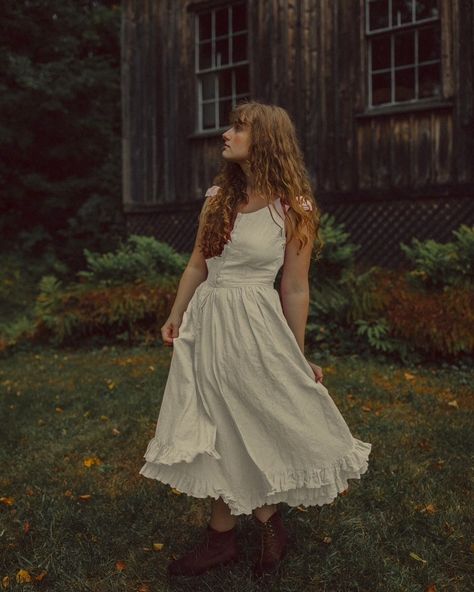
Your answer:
(122, 0), (474, 209)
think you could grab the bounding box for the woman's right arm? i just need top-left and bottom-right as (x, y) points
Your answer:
(161, 197), (210, 346)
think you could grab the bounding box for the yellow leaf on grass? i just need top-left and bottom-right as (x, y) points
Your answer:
(0, 497), (14, 506)
(115, 560), (126, 572)
(100, 415), (109, 421)
(78, 494), (92, 501)
(420, 503), (437, 514)
(15, 570), (31, 583)
(447, 400), (459, 409)
(409, 552), (427, 564)
(170, 488), (182, 495)
(152, 543), (164, 551)
(2, 575), (10, 589)
(404, 372), (416, 381)
(83, 456), (102, 468)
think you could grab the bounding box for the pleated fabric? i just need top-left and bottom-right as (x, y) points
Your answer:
(139, 186), (372, 515)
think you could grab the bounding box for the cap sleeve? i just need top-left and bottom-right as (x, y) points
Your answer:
(205, 185), (221, 197)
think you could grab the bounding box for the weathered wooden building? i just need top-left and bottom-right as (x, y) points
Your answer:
(121, 0), (474, 267)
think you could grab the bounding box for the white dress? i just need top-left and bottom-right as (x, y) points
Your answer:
(139, 186), (372, 516)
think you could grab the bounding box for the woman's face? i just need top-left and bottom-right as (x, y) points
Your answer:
(221, 121), (251, 164)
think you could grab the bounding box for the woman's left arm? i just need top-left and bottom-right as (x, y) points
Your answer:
(280, 214), (323, 383)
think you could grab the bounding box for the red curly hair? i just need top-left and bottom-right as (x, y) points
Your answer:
(198, 100), (323, 260)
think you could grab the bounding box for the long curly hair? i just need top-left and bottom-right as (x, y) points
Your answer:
(198, 100), (323, 260)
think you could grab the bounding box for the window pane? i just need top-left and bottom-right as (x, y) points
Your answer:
(199, 41), (212, 70)
(216, 7), (228, 36)
(203, 102), (216, 129)
(232, 3), (247, 32)
(418, 25), (440, 62)
(201, 73), (215, 100)
(371, 36), (391, 70)
(395, 30), (415, 66)
(218, 69), (232, 98)
(372, 72), (391, 104)
(219, 99), (233, 127)
(392, 0), (413, 26)
(395, 67), (415, 100)
(368, 0), (389, 31)
(419, 63), (441, 97)
(198, 13), (212, 41)
(235, 65), (249, 94)
(232, 33), (247, 62)
(216, 38), (229, 66)
(415, 0), (439, 21)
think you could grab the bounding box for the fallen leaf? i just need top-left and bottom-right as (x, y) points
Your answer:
(64, 490), (73, 498)
(55, 407), (64, 413)
(34, 571), (47, 582)
(78, 494), (92, 502)
(138, 585), (151, 592)
(425, 584), (436, 592)
(2, 575), (10, 589)
(362, 405), (372, 412)
(112, 428), (121, 436)
(409, 551), (427, 564)
(83, 456), (102, 468)
(115, 560), (126, 572)
(404, 372), (416, 380)
(15, 570), (31, 583)
(322, 536), (332, 544)
(152, 543), (164, 551)
(447, 400), (459, 409)
(100, 415), (109, 421)
(0, 497), (14, 506)
(170, 488), (182, 495)
(296, 505), (308, 512)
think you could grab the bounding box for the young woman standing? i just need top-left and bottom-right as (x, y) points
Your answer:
(139, 100), (372, 579)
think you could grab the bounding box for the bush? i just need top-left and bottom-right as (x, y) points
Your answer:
(400, 224), (474, 289)
(77, 235), (188, 286)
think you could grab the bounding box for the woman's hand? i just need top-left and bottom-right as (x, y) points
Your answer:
(161, 314), (183, 347)
(307, 360), (323, 383)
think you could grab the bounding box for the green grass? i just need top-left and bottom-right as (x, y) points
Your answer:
(0, 346), (472, 591)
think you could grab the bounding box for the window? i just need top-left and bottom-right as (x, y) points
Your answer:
(366, 0), (442, 108)
(195, 2), (249, 131)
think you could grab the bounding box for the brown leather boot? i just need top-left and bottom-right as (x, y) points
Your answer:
(167, 523), (239, 577)
(252, 508), (289, 578)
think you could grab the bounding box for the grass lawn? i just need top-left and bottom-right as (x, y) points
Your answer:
(0, 345), (472, 591)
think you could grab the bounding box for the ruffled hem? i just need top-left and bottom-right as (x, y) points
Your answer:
(142, 435), (222, 465)
(139, 438), (372, 516)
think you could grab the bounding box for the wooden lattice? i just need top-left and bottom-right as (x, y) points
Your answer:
(126, 196), (474, 269)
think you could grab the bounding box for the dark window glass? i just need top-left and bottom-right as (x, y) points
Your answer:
(369, 0), (389, 30)
(232, 3), (247, 32)
(395, 67), (415, 100)
(394, 30), (415, 66)
(198, 13), (212, 41)
(216, 38), (229, 66)
(232, 33), (247, 62)
(199, 41), (212, 70)
(203, 102), (216, 129)
(202, 73), (215, 100)
(372, 36), (391, 70)
(415, 0), (439, 21)
(392, 0), (413, 26)
(418, 25), (440, 62)
(216, 7), (228, 36)
(419, 63), (441, 97)
(218, 69), (232, 98)
(372, 72), (391, 104)
(235, 65), (249, 94)
(219, 98), (233, 126)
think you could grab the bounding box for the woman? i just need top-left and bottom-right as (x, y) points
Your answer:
(139, 100), (372, 579)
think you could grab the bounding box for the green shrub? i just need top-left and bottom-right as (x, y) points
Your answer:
(400, 224), (474, 289)
(77, 235), (188, 286)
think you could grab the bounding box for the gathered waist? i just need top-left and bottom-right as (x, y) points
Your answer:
(204, 278), (275, 289)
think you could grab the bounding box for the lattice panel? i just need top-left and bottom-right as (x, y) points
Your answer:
(126, 196), (474, 268)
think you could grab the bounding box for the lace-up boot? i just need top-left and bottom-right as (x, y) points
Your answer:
(167, 523), (239, 577)
(252, 508), (289, 578)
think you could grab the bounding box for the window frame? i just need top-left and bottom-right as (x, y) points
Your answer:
(193, 1), (250, 134)
(365, 0), (443, 109)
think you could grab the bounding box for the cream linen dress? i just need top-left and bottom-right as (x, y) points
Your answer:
(139, 185), (372, 516)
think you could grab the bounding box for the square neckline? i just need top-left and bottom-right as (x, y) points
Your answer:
(236, 197), (282, 216)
